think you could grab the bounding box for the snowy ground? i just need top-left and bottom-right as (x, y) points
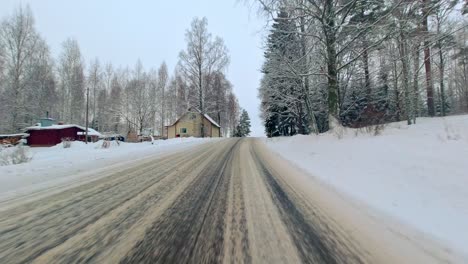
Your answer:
(264, 115), (468, 256)
(0, 138), (216, 202)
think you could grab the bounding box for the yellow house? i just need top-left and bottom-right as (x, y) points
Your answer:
(165, 108), (221, 139)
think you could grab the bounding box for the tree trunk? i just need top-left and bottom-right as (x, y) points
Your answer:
(326, 41), (339, 118)
(413, 43), (421, 123)
(398, 30), (412, 125)
(324, 0), (339, 127)
(161, 84), (165, 137)
(85, 86), (89, 144)
(198, 63), (204, 137)
(423, 0), (435, 116)
(93, 83), (96, 129)
(463, 49), (468, 112)
(12, 78), (20, 132)
(299, 14), (318, 134)
(217, 111), (222, 136)
(363, 43), (371, 104)
(393, 56), (401, 121)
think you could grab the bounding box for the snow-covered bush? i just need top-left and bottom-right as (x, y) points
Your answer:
(0, 146), (32, 166)
(61, 138), (73, 148)
(330, 116), (346, 139)
(355, 124), (386, 137)
(442, 122), (462, 141)
(369, 124), (386, 136)
(101, 140), (111, 149)
(333, 126), (346, 139)
(94, 140), (121, 149)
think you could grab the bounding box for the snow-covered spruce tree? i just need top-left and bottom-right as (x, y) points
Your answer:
(254, 0), (406, 131)
(259, 9), (307, 137)
(341, 0), (390, 125)
(227, 92), (240, 137)
(234, 109), (251, 137)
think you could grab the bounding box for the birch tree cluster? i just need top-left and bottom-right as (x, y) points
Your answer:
(255, 0), (468, 137)
(0, 6), (240, 137)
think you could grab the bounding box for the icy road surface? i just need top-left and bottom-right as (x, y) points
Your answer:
(0, 138), (464, 263)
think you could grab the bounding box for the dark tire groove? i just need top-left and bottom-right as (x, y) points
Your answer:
(121, 139), (240, 264)
(252, 147), (365, 264)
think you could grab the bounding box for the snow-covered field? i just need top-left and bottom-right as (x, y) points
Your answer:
(264, 115), (468, 256)
(0, 138), (215, 202)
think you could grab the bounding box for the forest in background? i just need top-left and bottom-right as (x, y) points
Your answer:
(255, 0), (468, 137)
(0, 6), (241, 137)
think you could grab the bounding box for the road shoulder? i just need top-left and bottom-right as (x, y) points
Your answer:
(254, 139), (468, 264)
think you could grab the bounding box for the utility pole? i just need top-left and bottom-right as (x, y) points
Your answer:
(85, 85), (90, 144)
(161, 82), (165, 138)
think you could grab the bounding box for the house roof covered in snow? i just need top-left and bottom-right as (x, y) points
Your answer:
(24, 124), (86, 132)
(0, 133), (28, 138)
(166, 108), (221, 128)
(77, 128), (103, 137)
(202, 112), (221, 128)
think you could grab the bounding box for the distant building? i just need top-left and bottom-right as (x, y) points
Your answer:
(77, 128), (103, 143)
(165, 108), (221, 139)
(25, 125), (86, 147)
(24, 124), (86, 147)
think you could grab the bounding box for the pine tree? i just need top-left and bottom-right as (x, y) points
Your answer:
(234, 109), (251, 137)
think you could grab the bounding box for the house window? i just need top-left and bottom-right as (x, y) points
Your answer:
(190, 114), (196, 120)
(180, 128), (187, 133)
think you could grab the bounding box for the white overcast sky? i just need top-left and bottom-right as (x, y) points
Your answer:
(1, 0), (267, 136)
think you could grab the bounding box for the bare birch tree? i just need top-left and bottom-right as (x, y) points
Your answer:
(58, 38), (85, 125)
(158, 62), (168, 135)
(178, 17), (229, 136)
(87, 58), (102, 129)
(0, 5), (38, 132)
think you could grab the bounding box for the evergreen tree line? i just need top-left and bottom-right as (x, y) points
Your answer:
(0, 6), (241, 137)
(256, 0), (468, 137)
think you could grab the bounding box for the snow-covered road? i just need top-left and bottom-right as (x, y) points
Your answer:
(1, 138), (464, 263)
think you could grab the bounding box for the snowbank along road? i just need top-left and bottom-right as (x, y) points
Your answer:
(0, 138), (463, 263)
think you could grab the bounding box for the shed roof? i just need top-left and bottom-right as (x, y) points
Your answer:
(0, 133), (28, 138)
(24, 124), (86, 132)
(77, 128), (103, 137)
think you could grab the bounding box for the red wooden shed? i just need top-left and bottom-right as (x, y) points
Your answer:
(24, 125), (86, 147)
